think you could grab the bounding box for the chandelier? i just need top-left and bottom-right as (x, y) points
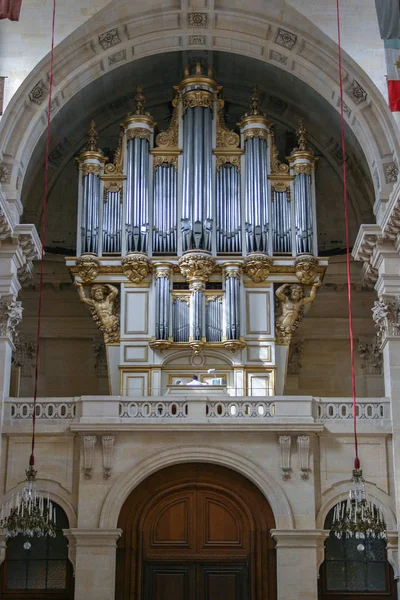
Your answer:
(0, 465), (56, 539)
(331, 468), (386, 540)
(331, 0), (386, 544)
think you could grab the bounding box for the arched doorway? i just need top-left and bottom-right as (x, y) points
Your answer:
(116, 463), (276, 599)
(319, 506), (396, 599)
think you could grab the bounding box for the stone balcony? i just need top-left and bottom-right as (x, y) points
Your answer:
(2, 392), (391, 435)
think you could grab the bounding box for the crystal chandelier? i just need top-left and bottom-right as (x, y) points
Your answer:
(331, 468), (386, 540)
(0, 465), (56, 539)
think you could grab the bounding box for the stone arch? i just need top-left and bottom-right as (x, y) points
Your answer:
(316, 479), (397, 531)
(99, 443), (294, 530)
(0, 0), (398, 210)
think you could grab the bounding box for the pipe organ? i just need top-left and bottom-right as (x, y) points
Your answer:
(69, 63), (327, 397)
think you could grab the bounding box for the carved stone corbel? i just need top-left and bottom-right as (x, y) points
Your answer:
(279, 435), (292, 480)
(121, 253), (152, 284)
(102, 435), (115, 480)
(294, 254), (319, 285)
(82, 435), (97, 480)
(297, 435), (310, 480)
(75, 254), (100, 283)
(243, 252), (273, 283)
(178, 251), (215, 283)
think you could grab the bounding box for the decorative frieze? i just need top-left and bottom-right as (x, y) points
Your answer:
(346, 79), (368, 105)
(98, 28), (121, 50)
(28, 79), (48, 105)
(188, 12), (208, 27)
(275, 27), (297, 50)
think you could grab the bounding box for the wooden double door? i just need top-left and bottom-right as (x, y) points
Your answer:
(144, 562), (248, 599)
(116, 464), (276, 600)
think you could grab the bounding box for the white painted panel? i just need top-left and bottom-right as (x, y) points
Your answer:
(122, 373), (148, 397)
(124, 345), (148, 362)
(246, 291), (270, 334)
(125, 291), (148, 335)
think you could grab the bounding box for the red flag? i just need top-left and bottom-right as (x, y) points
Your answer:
(0, 0), (22, 21)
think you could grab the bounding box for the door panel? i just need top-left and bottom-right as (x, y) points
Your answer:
(198, 563), (249, 600)
(143, 563), (194, 600)
(144, 563), (248, 600)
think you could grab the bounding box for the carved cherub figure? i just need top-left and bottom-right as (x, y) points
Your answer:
(276, 281), (321, 333)
(75, 282), (119, 342)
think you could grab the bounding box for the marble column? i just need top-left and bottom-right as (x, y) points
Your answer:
(271, 529), (328, 600)
(64, 528), (122, 600)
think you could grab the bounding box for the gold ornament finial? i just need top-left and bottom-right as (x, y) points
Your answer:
(134, 84), (146, 115)
(87, 120), (99, 151)
(296, 118), (308, 151)
(250, 85), (262, 115)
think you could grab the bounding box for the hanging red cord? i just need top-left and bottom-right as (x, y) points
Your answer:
(336, 0), (360, 470)
(29, 0), (57, 468)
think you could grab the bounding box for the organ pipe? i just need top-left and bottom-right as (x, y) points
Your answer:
(288, 120), (318, 255)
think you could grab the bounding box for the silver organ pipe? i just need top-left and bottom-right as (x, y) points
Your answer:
(189, 283), (204, 341)
(103, 190), (122, 253)
(126, 137), (150, 253)
(77, 121), (105, 255)
(155, 270), (171, 340)
(205, 296), (222, 341)
(181, 105), (213, 251)
(293, 172), (313, 254)
(288, 121), (317, 255)
(243, 136), (269, 254)
(272, 190), (292, 254)
(224, 268), (240, 340)
(216, 166), (241, 253)
(153, 165), (177, 254)
(172, 296), (190, 342)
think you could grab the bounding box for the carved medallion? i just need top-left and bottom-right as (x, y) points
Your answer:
(294, 254), (319, 285)
(179, 251), (215, 282)
(121, 253), (152, 284)
(76, 254), (100, 283)
(243, 253), (273, 283)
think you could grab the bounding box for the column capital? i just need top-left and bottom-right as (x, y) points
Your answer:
(63, 528), (122, 547)
(271, 529), (329, 547)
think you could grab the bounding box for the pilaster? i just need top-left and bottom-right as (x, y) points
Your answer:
(63, 528), (122, 600)
(271, 529), (328, 600)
